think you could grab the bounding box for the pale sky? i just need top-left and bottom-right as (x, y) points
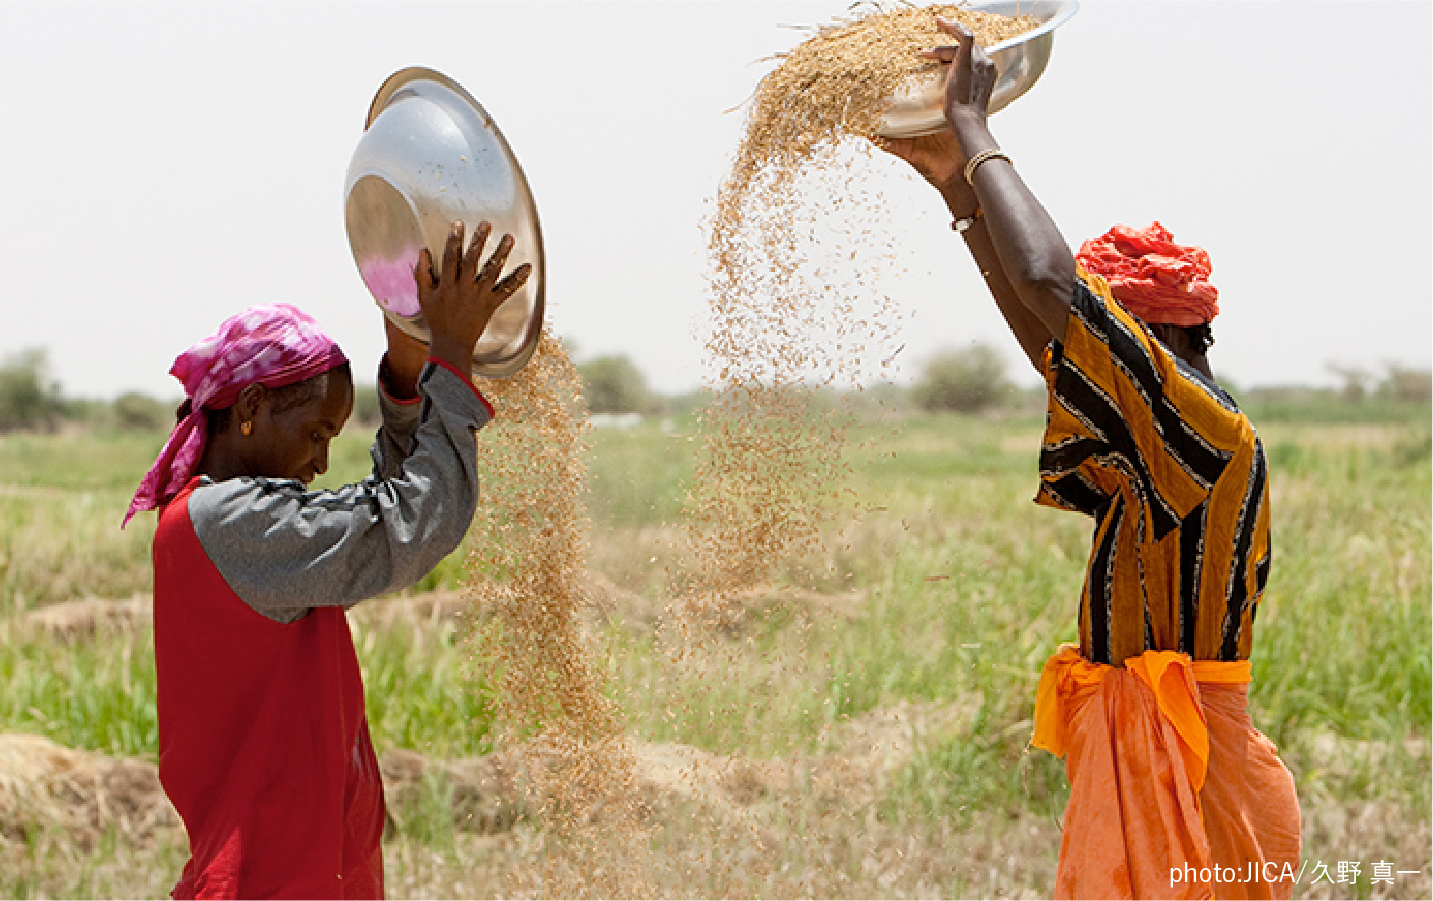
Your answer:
(1, 0), (1429, 399)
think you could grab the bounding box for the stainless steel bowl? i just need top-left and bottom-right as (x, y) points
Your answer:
(345, 67), (545, 379)
(877, 0), (1079, 139)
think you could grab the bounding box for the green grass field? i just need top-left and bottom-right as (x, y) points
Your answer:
(0, 405), (1428, 898)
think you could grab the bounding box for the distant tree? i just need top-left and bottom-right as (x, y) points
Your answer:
(113, 391), (172, 432)
(0, 348), (65, 432)
(1377, 364), (1432, 404)
(913, 343), (1012, 413)
(579, 354), (655, 415)
(63, 397), (111, 426)
(1327, 364), (1372, 403)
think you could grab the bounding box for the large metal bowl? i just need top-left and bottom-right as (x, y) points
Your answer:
(345, 67), (545, 379)
(877, 0), (1079, 138)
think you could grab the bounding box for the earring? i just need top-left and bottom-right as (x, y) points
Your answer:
(240, 421), (253, 437)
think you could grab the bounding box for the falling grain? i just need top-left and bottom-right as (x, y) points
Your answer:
(457, 5), (1037, 897)
(690, 3), (1034, 608)
(464, 329), (652, 898)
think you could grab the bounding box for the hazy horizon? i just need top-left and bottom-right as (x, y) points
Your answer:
(2, 1), (1429, 401)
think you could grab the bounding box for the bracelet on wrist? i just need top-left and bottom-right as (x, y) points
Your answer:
(964, 148), (1012, 185)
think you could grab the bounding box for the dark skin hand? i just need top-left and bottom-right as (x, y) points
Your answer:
(878, 18), (1075, 367)
(386, 219), (530, 398)
(879, 18), (1214, 380)
(415, 220), (531, 377)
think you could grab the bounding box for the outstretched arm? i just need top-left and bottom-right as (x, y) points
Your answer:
(880, 130), (1052, 369)
(880, 17), (1076, 366)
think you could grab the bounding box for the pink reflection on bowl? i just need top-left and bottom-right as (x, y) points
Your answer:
(359, 249), (422, 318)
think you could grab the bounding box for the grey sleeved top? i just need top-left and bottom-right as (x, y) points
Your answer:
(186, 362), (492, 623)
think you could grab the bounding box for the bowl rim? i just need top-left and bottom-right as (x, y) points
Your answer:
(366, 66), (481, 129)
(352, 66), (547, 380)
(980, 0), (1080, 54)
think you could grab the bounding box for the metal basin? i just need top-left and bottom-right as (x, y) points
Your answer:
(345, 67), (545, 379)
(877, 0), (1079, 138)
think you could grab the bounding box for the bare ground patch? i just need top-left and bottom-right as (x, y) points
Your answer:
(21, 596), (151, 643)
(8, 582), (1428, 898)
(4, 712), (1427, 898)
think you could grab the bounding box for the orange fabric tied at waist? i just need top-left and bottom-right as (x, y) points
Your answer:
(1032, 644), (1251, 792)
(1030, 644), (1297, 899)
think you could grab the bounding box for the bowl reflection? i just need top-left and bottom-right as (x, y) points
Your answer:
(345, 67), (545, 379)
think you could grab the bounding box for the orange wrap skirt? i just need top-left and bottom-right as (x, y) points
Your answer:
(1033, 646), (1301, 900)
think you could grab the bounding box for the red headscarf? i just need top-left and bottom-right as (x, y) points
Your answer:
(124, 303), (348, 526)
(1075, 222), (1219, 327)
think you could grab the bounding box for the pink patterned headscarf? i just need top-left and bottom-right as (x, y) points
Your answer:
(124, 303), (348, 526)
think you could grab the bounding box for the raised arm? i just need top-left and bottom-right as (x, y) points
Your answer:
(880, 17), (1076, 366)
(188, 221), (531, 622)
(880, 129), (1053, 369)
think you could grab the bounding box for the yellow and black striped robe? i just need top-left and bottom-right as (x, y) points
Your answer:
(1036, 272), (1271, 666)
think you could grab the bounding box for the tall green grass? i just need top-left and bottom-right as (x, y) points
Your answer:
(590, 413), (1431, 830)
(1, 411), (1427, 825)
(352, 615), (498, 758)
(0, 620), (158, 756)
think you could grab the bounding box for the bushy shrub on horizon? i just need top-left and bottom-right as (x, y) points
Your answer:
(0, 348), (65, 433)
(913, 343), (1013, 414)
(579, 353), (658, 415)
(112, 392), (173, 432)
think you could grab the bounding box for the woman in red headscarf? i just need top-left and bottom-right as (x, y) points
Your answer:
(128, 222), (528, 900)
(878, 19), (1300, 901)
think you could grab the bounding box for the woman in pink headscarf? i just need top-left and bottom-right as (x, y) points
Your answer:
(130, 222), (528, 900)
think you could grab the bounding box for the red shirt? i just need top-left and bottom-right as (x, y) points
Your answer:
(153, 480), (385, 899)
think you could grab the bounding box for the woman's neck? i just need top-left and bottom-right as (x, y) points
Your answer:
(197, 433), (248, 483)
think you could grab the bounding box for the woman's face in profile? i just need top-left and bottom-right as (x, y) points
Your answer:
(248, 374), (355, 485)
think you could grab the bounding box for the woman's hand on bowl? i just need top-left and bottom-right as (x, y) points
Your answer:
(414, 220), (532, 375)
(876, 129), (978, 218)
